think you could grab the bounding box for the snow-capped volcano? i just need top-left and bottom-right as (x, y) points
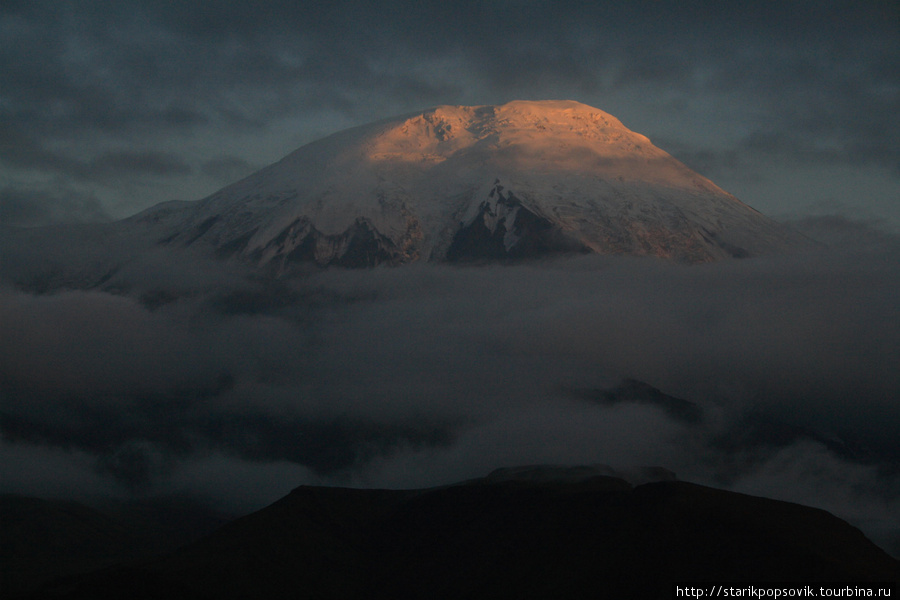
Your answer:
(130, 100), (804, 270)
(27, 101), (804, 277)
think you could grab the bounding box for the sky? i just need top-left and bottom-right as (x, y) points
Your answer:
(1, 0), (897, 228)
(1, 0), (900, 557)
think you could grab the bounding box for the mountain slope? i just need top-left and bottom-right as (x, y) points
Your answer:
(0, 495), (229, 596)
(27, 473), (900, 599)
(126, 100), (808, 271)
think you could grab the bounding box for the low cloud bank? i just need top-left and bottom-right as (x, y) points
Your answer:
(1, 218), (898, 553)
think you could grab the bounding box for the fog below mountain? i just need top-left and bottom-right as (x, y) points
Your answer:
(1, 216), (898, 554)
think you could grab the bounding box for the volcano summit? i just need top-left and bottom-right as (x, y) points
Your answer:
(121, 100), (806, 271)
(1, 101), (812, 287)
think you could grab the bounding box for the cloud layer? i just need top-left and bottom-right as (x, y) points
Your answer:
(2, 218), (899, 554)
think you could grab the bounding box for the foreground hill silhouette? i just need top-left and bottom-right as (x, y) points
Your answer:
(21, 469), (900, 599)
(0, 495), (230, 597)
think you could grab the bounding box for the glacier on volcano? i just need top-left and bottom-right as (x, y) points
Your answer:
(116, 100), (810, 273)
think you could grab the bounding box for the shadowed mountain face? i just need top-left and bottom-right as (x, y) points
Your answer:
(23, 473), (900, 600)
(445, 181), (592, 262)
(0, 495), (231, 597)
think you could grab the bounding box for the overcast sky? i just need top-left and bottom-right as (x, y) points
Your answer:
(1, 0), (897, 228)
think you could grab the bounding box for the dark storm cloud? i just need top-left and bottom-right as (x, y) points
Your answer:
(2, 0), (404, 135)
(2, 3), (897, 231)
(3, 1), (895, 170)
(0, 124), (76, 173)
(200, 156), (257, 183)
(0, 186), (111, 228)
(787, 214), (900, 252)
(82, 150), (193, 181)
(0, 126), (190, 181)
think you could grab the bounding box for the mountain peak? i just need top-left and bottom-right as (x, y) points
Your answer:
(368, 100), (648, 166)
(126, 100), (808, 271)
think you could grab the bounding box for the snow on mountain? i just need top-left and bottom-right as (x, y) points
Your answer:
(116, 100), (810, 271)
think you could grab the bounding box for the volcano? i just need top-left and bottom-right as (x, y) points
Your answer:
(0, 101), (813, 291)
(123, 100), (806, 271)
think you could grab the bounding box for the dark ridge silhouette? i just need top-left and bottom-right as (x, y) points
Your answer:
(16, 473), (900, 599)
(0, 494), (230, 597)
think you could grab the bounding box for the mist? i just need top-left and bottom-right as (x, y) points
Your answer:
(1, 217), (898, 554)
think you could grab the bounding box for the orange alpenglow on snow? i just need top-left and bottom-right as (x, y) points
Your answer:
(122, 100), (810, 270)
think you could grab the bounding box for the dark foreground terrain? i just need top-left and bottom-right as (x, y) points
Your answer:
(5, 470), (899, 599)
